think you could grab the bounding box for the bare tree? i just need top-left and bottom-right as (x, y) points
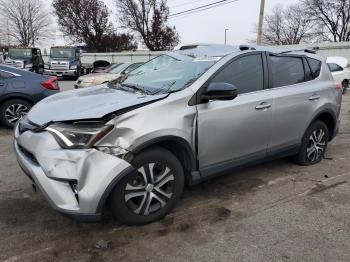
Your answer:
(303, 0), (350, 42)
(116, 0), (180, 51)
(53, 0), (136, 52)
(262, 4), (315, 45)
(0, 0), (51, 46)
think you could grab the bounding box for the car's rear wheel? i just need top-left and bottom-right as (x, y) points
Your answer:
(110, 148), (184, 225)
(0, 99), (32, 128)
(295, 120), (329, 165)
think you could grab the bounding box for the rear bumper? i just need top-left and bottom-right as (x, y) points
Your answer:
(44, 69), (77, 76)
(13, 123), (132, 221)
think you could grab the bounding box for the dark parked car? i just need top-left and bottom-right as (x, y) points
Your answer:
(0, 65), (60, 128)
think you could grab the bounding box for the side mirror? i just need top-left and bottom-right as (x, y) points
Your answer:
(202, 82), (238, 101)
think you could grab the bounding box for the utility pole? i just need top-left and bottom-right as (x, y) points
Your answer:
(7, 20), (10, 46)
(256, 0), (265, 45)
(224, 29), (229, 45)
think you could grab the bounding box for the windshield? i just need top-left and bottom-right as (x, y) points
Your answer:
(121, 54), (217, 94)
(51, 48), (76, 59)
(108, 64), (129, 74)
(8, 48), (32, 59)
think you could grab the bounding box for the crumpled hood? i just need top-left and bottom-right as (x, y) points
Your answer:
(27, 85), (167, 126)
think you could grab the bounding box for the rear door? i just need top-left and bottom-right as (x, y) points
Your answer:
(267, 54), (324, 154)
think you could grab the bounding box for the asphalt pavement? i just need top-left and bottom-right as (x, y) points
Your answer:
(0, 84), (350, 261)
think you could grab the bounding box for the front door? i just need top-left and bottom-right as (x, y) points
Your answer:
(196, 53), (273, 176)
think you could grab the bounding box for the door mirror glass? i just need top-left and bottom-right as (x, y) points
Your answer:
(202, 82), (238, 101)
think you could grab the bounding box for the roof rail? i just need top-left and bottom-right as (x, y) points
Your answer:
(239, 45), (256, 51)
(280, 48), (317, 54)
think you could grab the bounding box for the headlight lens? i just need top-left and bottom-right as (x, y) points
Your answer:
(70, 65), (77, 70)
(25, 63), (33, 68)
(46, 122), (113, 149)
(44, 64), (50, 69)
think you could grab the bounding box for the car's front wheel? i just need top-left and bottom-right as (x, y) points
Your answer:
(0, 99), (32, 128)
(110, 148), (184, 225)
(295, 120), (329, 165)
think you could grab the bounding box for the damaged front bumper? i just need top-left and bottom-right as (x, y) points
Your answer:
(13, 124), (132, 221)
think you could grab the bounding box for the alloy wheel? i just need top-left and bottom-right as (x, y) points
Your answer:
(306, 128), (327, 162)
(124, 163), (175, 216)
(5, 104), (29, 124)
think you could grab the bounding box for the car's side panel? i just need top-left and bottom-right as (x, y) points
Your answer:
(267, 60), (338, 153)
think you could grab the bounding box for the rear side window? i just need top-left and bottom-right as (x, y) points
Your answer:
(270, 56), (305, 88)
(307, 58), (322, 78)
(327, 63), (343, 72)
(211, 54), (264, 94)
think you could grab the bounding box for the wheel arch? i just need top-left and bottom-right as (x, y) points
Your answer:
(95, 136), (198, 214)
(131, 136), (197, 183)
(309, 110), (337, 141)
(0, 94), (34, 108)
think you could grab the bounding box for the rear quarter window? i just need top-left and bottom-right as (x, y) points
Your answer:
(307, 58), (322, 79)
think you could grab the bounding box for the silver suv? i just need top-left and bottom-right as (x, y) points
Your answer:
(14, 44), (342, 225)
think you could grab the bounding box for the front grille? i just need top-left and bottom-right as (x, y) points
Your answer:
(18, 145), (39, 165)
(50, 64), (69, 70)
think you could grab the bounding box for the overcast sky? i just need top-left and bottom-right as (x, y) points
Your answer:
(47, 0), (299, 48)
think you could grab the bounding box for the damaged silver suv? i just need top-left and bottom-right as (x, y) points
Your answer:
(14, 44), (342, 225)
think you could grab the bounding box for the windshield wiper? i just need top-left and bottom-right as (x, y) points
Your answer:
(151, 80), (177, 95)
(111, 82), (151, 95)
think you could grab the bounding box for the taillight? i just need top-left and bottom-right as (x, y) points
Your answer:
(335, 83), (342, 90)
(41, 77), (60, 91)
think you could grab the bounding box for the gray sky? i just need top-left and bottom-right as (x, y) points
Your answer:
(47, 0), (298, 48)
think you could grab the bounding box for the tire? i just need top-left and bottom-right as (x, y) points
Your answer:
(294, 120), (329, 166)
(342, 79), (348, 95)
(0, 99), (32, 128)
(110, 147), (184, 225)
(37, 67), (44, 74)
(74, 67), (81, 80)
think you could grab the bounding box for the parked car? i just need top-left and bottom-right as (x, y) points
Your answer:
(327, 56), (349, 94)
(74, 62), (143, 88)
(0, 65), (59, 127)
(14, 44), (342, 225)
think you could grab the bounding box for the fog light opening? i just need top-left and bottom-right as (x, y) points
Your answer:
(69, 181), (79, 202)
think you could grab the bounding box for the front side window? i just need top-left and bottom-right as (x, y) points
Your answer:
(210, 54), (264, 94)
(270, 56), (305, 88)
(327, 63), (343, 72)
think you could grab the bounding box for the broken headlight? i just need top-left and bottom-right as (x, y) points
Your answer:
(46, 122), (113, 149)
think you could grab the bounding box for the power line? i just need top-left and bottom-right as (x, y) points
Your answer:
(170, 0), (230, 17)
(169, 0), (238, 19)
(169, 0), (211, 9)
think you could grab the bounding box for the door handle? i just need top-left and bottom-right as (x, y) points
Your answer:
(255, 102), (271, 110)
(309, 94), (320, 101)
(0, 82), (4, 86)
